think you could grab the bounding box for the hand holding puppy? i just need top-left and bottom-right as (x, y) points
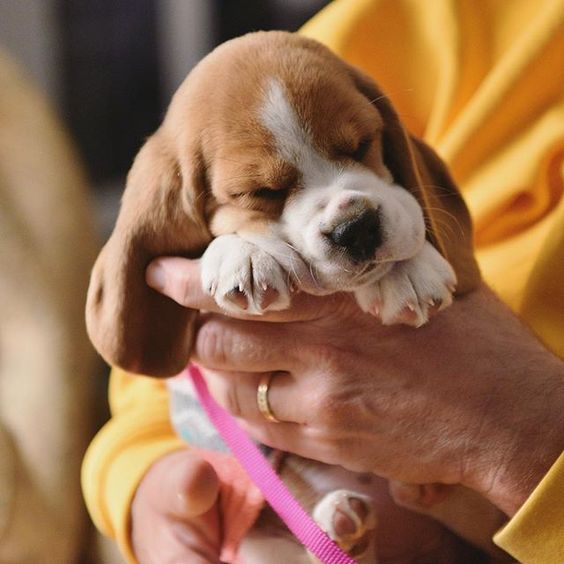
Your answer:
(147, 257), (564, 519)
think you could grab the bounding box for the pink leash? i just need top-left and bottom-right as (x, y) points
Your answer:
(188, 364), (356, 564)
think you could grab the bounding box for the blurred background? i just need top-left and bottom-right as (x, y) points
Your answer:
(0, 1), (329, 562)
(1, 0), (331, 237)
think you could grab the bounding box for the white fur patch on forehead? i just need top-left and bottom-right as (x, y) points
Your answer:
(260, 78), (339, 187)
(260, 78), (310, 164)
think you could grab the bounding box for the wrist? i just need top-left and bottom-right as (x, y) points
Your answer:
(464, 356), (564, 516)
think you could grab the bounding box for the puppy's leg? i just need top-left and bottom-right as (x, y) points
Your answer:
(312, 490), (377, 563)
(389, 481), (512, 561)
(238, 503), (311, 564)
(355, 240), (457, 327)
(238, 529), (311, 564)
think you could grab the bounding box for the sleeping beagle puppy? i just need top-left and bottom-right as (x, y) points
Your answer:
(86, 32), (509, 562)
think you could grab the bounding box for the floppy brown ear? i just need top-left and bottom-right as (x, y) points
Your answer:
(86, 131), (211, 376)
(351, 68), (481, 294)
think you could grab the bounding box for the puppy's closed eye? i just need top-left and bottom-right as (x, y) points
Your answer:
(349, 138), (373, 162)
(335, 137), (373, 163)
(254, 186), (289, 200)
(232, 186), (290, 210)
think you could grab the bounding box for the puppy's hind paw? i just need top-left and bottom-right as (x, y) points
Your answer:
(313, 490), (377, 560)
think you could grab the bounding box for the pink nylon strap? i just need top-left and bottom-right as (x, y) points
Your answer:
(188, 364), (356, 564)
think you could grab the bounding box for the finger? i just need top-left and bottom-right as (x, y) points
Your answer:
(194, 314), (301, 372)
(203, 369), (310, 425)
(238, 419), (341, 467)
(146, 256), (353, 322)
(146, 257), (218, 312)
(146, 450), (220, 518)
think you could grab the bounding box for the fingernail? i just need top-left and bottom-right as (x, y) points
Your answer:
(176, 490), (189, 508)
(176, 455), (220, 517)
(146, 262), (166, 291)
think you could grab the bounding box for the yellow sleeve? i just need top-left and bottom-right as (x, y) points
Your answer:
(302, 0), (564, 561)
(494, 453), (564, 563)
(301, 0), (564, 310)
(81, 369), (186, 562)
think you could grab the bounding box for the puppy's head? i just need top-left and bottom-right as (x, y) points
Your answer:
(87, 31), (479, 376)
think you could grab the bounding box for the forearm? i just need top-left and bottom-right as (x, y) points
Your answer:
(494, 452), (564, 562)
(427, 287), (564, 516)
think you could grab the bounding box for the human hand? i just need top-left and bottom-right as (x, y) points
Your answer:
(131, 450), (221, 564)
(146, 257), (564, 517)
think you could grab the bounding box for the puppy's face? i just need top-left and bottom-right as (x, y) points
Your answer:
(260, 78), (425, 290)
(187, 35), (425, 291)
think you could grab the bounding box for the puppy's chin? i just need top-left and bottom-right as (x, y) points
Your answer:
(296, 230), (424, 292)
(309, 259), (394, 292)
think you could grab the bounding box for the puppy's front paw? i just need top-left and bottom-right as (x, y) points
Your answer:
(355, 241), (456, 326)
(201, 234), (292, 314)
(312, 490), (377, 561)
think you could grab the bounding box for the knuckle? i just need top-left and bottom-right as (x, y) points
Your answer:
(196, 322), (230, 366)
(308, 350), (357, 429)
(202, 371), (242, 417)
(315, 344), (348, 378)
(312, 386), (342, 429)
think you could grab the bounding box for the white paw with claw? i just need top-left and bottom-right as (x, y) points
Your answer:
(355, 241), (457, 327)
(312, 490), (377, 561)
(201, 234), (293, 314)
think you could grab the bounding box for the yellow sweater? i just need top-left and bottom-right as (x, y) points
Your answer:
(82, 1), (564, 562)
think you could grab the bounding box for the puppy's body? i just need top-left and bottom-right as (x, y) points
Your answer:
(86, 32), (509, 562)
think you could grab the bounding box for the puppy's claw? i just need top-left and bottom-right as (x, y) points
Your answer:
(395, 305), (421, 326)
(259, 286), (280, 310)
(368, 302), (381, 317)
(289, 279), (298, 293)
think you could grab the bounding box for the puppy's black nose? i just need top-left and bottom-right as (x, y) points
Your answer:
(329, 208), (382, 261)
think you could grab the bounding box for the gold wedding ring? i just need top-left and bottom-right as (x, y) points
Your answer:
(257, 373), (281, 423)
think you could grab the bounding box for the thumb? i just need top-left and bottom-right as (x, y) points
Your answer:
(147, 450), (220, 518)
(146, 255), (352, 322)
(146, 257), (217, 311)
